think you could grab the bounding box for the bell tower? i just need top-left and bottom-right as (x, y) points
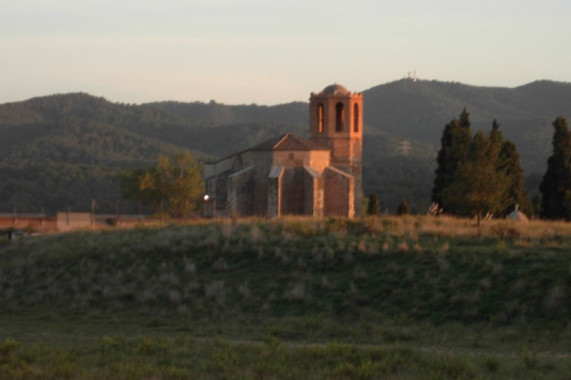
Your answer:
(309, 84), (363, 215)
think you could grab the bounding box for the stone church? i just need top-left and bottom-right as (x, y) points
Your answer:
(203, 84), (363, 218)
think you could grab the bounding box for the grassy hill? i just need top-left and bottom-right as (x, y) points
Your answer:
(1, 217), (570, 323)
(1, 217), (571, 378)
(1, 79), (571, 213)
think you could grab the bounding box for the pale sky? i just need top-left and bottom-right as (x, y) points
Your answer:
(2, 0), (570, 105)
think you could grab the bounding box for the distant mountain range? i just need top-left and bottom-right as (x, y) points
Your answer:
(1, 79), (570, 214)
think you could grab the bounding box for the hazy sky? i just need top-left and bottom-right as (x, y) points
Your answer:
(2, 0), (570, 105)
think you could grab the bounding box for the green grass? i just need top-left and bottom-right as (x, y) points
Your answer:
(1, 216), (571, 378)
(0, 334), (475, 379)
(1, 319), (570, 379)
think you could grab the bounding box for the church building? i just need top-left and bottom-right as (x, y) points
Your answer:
(203, 84), (363, 218)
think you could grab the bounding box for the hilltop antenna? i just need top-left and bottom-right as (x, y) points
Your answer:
(406, 70), (418, 82)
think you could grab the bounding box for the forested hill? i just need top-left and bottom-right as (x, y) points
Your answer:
(363, 79), (571, 173)
(0, 94), (308, 213)
(1, 79), (571, 214)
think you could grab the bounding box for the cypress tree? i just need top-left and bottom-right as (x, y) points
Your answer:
(489, 119), (531, 215)
(366, 193), (380, 216)
(497, 140), (532, 215)
(489, 119), (503, 151)
(540, 117), (571, 220)
(432, 109), (472, 209)
(459, 107), (471, 129)
(396, 198), (410, 215)
(442, 130), (503, 223)
(434, 116), (530, 222)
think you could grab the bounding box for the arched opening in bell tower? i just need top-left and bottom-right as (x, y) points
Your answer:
(353, 103), (359, 132)
(335, 102), (344, 132)
(317, 103), (324, 133)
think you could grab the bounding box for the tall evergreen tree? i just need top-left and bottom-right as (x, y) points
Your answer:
(488, 119), (531, 215)
(432, 109), (472, 208)
(540, 117), (571, 220)
(489, 119), (503, 151)
(366, 193), (380, 216)
(458, 107), (471, 129)
(434, 116), (530, 222)
(442, 130), (503, 223)
(396, 198), (410, 215)
(497, 140), (531, 215)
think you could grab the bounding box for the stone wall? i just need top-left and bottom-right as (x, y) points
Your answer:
(228, 166), (255, 216)
(281, 167), (305, 215)
(323, 167), (355, 218)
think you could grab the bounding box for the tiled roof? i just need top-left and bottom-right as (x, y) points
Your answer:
(206, 133), (330, 165)
(250, 133), (329, 151)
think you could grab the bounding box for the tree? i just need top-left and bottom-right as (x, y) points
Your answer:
(432, 108), (473, 208)
(121, 152), (204, 218)
(487, 119), (531, 216)
(120, 167), (162, 210)
(433, 114), (530, 223)
(396, 198), (410, 215)
(366, 193), (380, 216)
(458, 107), (471, 129)
(496, 140), (532, 215)
(442, 130), (504, 224)
(540, 117), (571, 220)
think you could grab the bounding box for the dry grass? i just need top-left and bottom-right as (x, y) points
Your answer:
(350, 214), (571, 243)
(42, 213), (571, 243)
(2, 214), (571, 325)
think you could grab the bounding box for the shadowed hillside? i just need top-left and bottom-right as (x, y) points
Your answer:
(363, 79), (571, 176)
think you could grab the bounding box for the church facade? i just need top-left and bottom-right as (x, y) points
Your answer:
(203, 84), (363, 218)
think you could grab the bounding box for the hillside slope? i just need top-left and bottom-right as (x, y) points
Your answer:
(363, 79), (571, 175)
(1, 79), (571, 213)
(1, 218), (570, 325)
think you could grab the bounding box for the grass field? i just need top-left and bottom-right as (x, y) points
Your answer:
(1, 216), (570, 379)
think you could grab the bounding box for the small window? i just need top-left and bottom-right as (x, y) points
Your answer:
(335, 102), (344, 132)
(353, 103), (359, 132)
(289, 153), (294, 159)
(317, 103), (324, 133)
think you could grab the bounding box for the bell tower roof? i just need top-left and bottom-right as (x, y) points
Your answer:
(321, 84), (350, 96)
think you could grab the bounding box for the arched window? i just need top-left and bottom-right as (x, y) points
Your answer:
(353, 103), (359, 132)
(317, 103), (324, 133)
(335, 102), (344, 132)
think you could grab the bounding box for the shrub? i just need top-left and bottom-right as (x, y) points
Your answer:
(397, 199), (411, 215)
(483, 355), (499, 373)
(522, 345), (538, 368)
